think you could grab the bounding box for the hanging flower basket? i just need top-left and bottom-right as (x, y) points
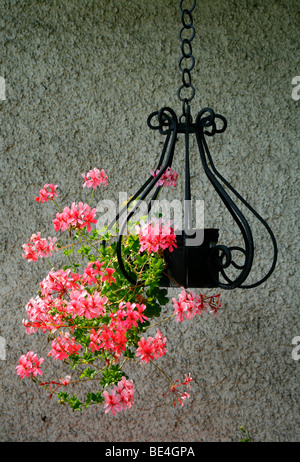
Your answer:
(16, 0), (277, 416)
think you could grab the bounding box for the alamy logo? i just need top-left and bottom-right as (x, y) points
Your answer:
(96, 194), (205, 246)
(291, 76), (300, 101)
(292, 336), (300, 361)
(0, 77), (5, 100)
(0, 336), (6, 360)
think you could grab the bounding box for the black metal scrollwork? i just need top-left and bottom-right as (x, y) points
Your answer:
(195, 108), (277, 289)
(107, 103), (277, 290)
(110, 109), (179, 286)
(104, 0), (277, 290)
(147, 107), (178, 135)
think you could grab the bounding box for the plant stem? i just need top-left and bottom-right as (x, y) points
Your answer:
(149, 359), (173, 387)
(89, 188), (95, 206)
(79, 230), (102, 256)
(52, 199), (63, 212)
(147, 313), (175, 330)
(45, 258), (53, 269)
(69, 229), (75, 265)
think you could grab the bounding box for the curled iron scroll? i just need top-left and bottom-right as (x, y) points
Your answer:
(115, 108), (179, 285)
(147, 107), (178, 135)
(196, 108), (277, 289)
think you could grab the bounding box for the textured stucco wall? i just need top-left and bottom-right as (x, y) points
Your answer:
(0, 0), (299, 442)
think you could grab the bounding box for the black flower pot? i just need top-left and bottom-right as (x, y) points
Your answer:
(160, 228), (220, 288)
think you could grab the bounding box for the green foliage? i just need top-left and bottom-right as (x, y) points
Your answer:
(85, 391), (104, 407)
(56, 392), (83, 412)
(240, 426), (252, 442)
(79, 367), (97, 379)
(100, 364), (128, 388)
(78, 245), (91, 256)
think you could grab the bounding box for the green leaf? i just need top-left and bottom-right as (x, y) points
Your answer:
(57, 391), (69, 404)
(144, 300), (162, 318)
(69, 395), (83, 412)
(69, 354), (81, 369)
(86, 391), (104, 404)
(156, 288), (169, 306)
(100, 364), (127, 388)
(78, 245), (91, 256)
(80, 367), (97, 379)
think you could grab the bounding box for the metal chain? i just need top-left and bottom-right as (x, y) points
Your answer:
(177, 0), (196, 122)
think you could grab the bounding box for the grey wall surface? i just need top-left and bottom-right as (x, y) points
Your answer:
(0, 0), (299, 442)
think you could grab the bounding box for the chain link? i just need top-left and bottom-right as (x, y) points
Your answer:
(177, 0), (196, 121)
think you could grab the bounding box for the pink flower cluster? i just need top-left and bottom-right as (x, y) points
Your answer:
(39, 268), (82, 298)
(18, 171), (210, 412)
(162, 373), (193, 407)
(48, 331), (81, 361)
(53, 202), (97, 233)
(82, 260), (104, 285)
(82, 261), (116, 286)
(136, 219), (177, 254)
(23, 295), (58, 335)
(22, 233), (58, 262)
(67, 290), (108, 319)
(172, 288), (222, 322)
(90, 324), (126, 356)
(136, 328), (167, 363)
(82, 168), (108, 189)
(150, 166), (178, 188)
(35, 184), (58, 203)
(88, 302), (148, 359)
(115, 301), (148, 329)
(22, 262), (118, 336)
(103, 376), (135, 416)
(16, 351), (44, 378)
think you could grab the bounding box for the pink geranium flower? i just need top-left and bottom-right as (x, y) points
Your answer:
(183, 373), (193, 388)
(136, 219), (177, 254)
(60, 375), (71, 386)
(150, 166), (178, 188)
(82, 260), (104, 285)
(102, 267), (116, 285)
(103, 377), (135, 415)
(136, 329), (167, 363)
(162, 373), (193, 408)
(80, 205), (97, 232)
(16, 351), (44, 378)
(172, 288), (222, 321)
(53, 202), (97, 233)
(48, 332), (81, 361)
(35, 184), (58, 203)
(83, 293), (108, 319)
(135, 337), (155, 363)
(82, 168), (108, 189)
(22, 233), (58, 262)
(114, 377), (135, 410)
(103, 390), (121, 416)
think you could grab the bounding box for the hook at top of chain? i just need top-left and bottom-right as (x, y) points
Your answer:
(177, 0), (196, 123)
